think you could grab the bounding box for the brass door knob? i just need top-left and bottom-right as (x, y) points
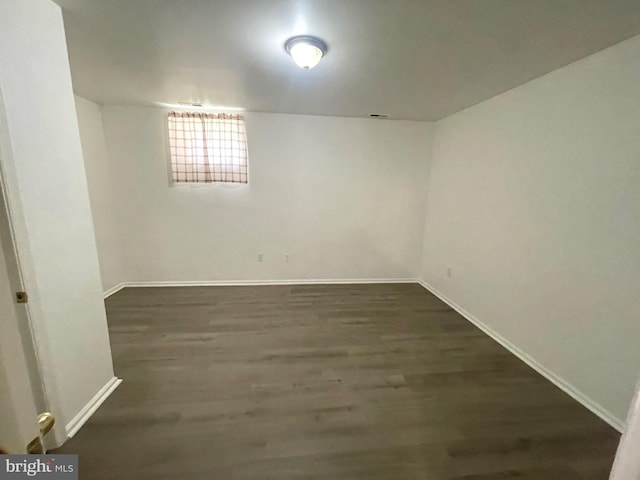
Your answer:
(22, 413), (55, 454)
(37, 412), (55, 436)
(26, 437), (43, 454)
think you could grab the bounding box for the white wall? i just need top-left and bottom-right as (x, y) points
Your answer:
(0, 209), (39, 453)
(100, 107), (432, 283)
(75, 96), (124, 293)
(0, 0), (115, 443)
(421, 35), (640, 425)
(611, 379), (640, 479)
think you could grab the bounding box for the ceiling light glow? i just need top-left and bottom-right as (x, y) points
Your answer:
(285, 36), (328, 70)
(155, 102), (245, 112)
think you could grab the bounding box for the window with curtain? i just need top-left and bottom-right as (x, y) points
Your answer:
(168, 111), (248, 184)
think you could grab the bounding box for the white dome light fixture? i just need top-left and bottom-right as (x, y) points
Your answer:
(284, 35), (328, 70)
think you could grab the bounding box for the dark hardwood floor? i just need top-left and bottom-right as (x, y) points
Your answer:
(58, 283), (620, 479)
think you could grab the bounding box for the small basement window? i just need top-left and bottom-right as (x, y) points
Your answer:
(168, 111), (248, 184)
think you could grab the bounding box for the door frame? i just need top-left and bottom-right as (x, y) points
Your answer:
(0, 184), (41, 453)
(0, 86), (65, 449)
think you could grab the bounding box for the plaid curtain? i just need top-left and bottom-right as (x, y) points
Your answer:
(168, 111), (248, 184)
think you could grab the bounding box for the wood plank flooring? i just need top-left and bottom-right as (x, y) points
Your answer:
(57, 283), (620, 479)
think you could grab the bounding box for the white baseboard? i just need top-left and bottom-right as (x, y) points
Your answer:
(417, 280), (625, 433)
(122, 278), (417, 288)
(103, 282), (126, 299)
(66, 376), (122, 438)
(98, 279), (624, 431)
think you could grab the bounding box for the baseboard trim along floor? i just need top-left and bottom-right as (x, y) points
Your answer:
(66, 376), (123, 438)
(104, 278), (416, 298)
(102, 278), (624, 432)
(417, 279), (625, 433)
(103, 283), (126, 299)
(62, 283), (619, 477)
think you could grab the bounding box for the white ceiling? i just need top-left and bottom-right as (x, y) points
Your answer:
(53, 0), (640, 121)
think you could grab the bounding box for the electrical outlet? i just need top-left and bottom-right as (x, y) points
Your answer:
(447, 266), (452, 278)
(257, 253), (264, 263)
(284, 252), (290, 262)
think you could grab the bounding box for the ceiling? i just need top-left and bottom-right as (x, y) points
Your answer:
(53, 0), (640, 121)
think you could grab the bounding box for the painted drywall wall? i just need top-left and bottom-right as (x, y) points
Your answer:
(421, 34), (640, 424)
(99, 107), (432, 282)
(609, 383), (640, 480)
(611, 379), (640, 479)
(75, 96), (124, 293)
(0, 0), (115, 441)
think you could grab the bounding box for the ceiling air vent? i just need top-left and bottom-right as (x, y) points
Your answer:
(369, 113), (389, 119)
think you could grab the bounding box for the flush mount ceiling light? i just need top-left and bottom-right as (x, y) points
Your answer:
(284, 35), (328, 70)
